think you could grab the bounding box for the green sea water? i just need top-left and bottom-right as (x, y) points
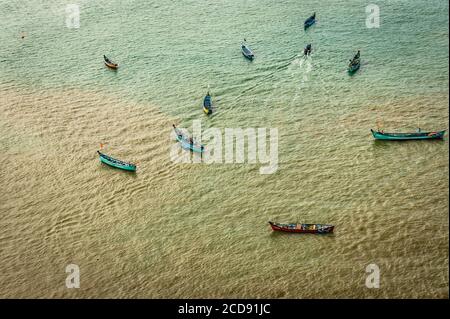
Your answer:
(0, 0), (448, 298)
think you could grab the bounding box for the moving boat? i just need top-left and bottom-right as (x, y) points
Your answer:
(241, 40), (255, 60)
(104, 55), (118, 69)
(304, 44), (312, 56)
(348, 50), (360, 73)
(304, 13), (316, 29)
(370, 129), (446, 140)
(97, 151), (136, 171)
(203, 91), (213, 115)
(172, 125), (205, 153)
(269, 221), (334, 234)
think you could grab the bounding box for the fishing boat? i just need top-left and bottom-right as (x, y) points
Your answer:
(348, 61), (360, 73)
(370, 129), (446, 140)
(241, 40), (255, 60)
(304, 13), (316, 29)
(348, 50), (360, 73)
(203, 91), (213, 115)
(104, 55), (118, 69)
(97, 151), (136, 171)
(172, 125), (205, 153)
(304, 44), (312, 56)
(269, 221), (334, 234)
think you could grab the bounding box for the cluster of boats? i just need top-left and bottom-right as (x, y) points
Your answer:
(302, 13), (361, 73)
(98, 11), (446, 235)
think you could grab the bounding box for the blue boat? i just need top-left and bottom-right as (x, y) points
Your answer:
(203, 91), (212, 115)
(241, 40), (254, 60)
(304, 13), (316, 29)
(371, 129), (446, 140)
(172, 125), (205, 153)
(97, 151), (136, 171)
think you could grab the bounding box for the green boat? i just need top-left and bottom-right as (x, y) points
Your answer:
(97, 151), (137, 171)
(371, 129), (446, 140)
(348, 61), (360, 73)
(348, 50), (360, 73)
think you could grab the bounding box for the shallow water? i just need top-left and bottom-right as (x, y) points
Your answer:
(0, 0), (448, 298)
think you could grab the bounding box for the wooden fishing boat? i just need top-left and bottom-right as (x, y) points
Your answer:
(269, 221), (334, 234)
(203, 92), (213, 115)
(348, 50), (360, 73)
(241, 42), (255, 60)
(97, 151), (136, 171)
(304, 13), (316, 29)
(104, 55), (118, 69)
(348, 61), (360, 73)
(304, 44), (312, 56)
(371, 129), (446, 140)
(173, 125), (205, 153)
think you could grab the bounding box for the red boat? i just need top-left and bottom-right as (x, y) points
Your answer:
(269, 221), (334, 234)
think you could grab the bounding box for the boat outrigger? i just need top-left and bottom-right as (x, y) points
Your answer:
(371, 129), (446, 140)
(172, 124), (205, 153)
(241, 40), (255, 60)
(203, 91), (213, 115)
(104, 55), (118, 69)
(97, 151), (136, 171)
(348, 50), (360, 73)
(269, 221), (334, 234)
(304, 12), (316, 29)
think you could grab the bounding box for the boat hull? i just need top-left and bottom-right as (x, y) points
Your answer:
(371, 129), (446, 140)
(241, 45), (254, 60)
(348, 63), (360, 73)
(304, 19), (315, 29)
(175, 134), (205, 153)
(98, 151), (136, 171)
(242, 51), (254, 60)
(269, 221), (334, 234)
(203, 95), (212, 115)
(203, 106), (212, 115)
(105, 62), (118, 69)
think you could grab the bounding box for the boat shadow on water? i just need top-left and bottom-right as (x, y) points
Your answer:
(269, 231), (335, 239)
(205, 107), (219, 118)
(98, 163), (138, 177)
(372, 138), (446, 146)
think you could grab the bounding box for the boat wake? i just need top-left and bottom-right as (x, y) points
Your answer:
(288, 54), (313, 83)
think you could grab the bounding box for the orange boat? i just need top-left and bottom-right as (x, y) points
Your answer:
(104, 55), (118, 69)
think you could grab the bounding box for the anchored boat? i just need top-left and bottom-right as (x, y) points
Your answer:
(203, 91), (213, 115)
(104, 55), (118, 69)
(304, 13), (316, 29)
(173, 125), (205, 153)
(241, 40), (255, 60)
(97, 151), (136, 171)
(269, 221), (334, 234)
(371, 129), (446, 140)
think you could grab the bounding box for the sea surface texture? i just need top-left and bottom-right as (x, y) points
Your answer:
(0, 0), (448, 298)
